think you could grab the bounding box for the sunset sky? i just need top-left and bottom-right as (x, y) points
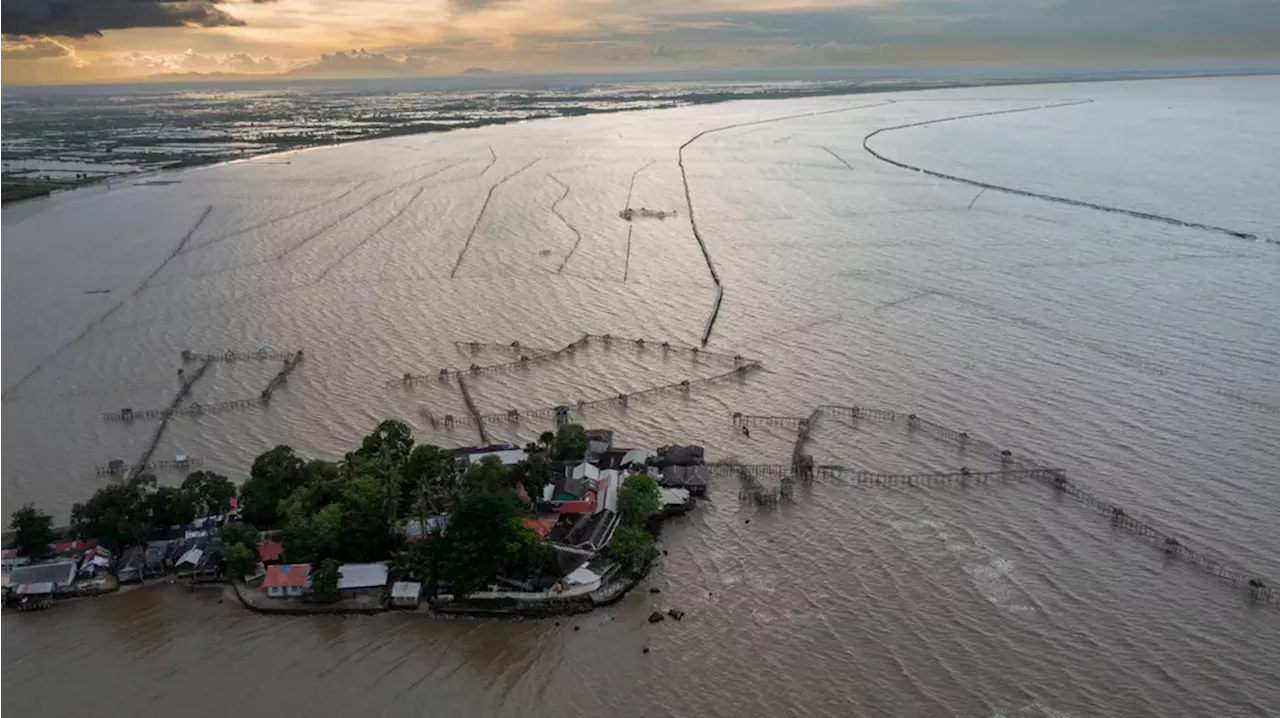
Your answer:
(2, 0), (1277, 85)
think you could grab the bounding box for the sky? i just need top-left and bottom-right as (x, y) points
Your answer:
(2, 0), (1278, 85)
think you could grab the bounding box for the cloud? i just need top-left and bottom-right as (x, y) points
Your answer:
(1, 0), (277, 38)
(102, 47), (287, 74)
(290, 48), (438, 77)
(224, 51), (280, 71)
(1, 34), (73, 58)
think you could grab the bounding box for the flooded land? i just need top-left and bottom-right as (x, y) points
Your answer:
(3, 74), (1279, 717)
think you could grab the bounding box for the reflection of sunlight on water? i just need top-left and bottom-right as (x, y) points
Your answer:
(2, 77), (1279, 718)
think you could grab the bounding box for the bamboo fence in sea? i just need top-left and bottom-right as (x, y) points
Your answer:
(420, 360), (762, 431)
(722, 404), (1277, 606)
(102, 351), (305, 422)
(391, 333), (754, 388)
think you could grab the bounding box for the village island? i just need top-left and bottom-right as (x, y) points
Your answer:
(2, 420), (709, 616)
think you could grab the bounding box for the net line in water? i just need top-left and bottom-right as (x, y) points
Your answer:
(126, 358), (213, 479)
(420, 361), (763, 430)
(390, 334), (756, 387)
(181, 348), (301, 364)
(861, 100), (1265, 243)
(727, 404), (1277, 605)
(96, 458), (204, 476)
(103, 351), (305, 422)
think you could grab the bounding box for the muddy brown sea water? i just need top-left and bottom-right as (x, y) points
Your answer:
(3, 76), (1279, 717)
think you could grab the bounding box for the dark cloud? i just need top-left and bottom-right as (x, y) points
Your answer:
(450, 0), (508, 11)
(1, 34), (73, 58)
(603, 0), (1280, 48)
(1, 0), (275, 38)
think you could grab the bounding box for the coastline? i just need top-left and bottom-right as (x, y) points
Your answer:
(224, 555), (650, 618)
(6, 69), (1273, 212)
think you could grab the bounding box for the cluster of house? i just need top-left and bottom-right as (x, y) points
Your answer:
(3, 432), (714, 612)
(115, 517), (226, 584)
(2, 538), (118, 607)
(2, 502), (242, 610)
(258, 430), (712, 605)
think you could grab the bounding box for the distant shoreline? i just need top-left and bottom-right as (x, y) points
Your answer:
(5, 69), (1274, 210)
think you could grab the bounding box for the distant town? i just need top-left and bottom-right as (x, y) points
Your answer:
(2, 420), (708, 615)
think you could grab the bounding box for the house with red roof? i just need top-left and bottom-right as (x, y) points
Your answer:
(257, 541), (284, 564)
(52, 538), (98, 556)
(264, 563), (310, 597)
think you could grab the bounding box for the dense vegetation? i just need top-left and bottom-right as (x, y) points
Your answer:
(611, 472), (661, 566)
(63, 470), (237, 551)
(8, 504), (55, 557)
(8, 420), (662, 599)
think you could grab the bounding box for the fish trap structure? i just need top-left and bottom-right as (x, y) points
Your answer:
(259, 351), (304, 402)
(393, 334), (755, 388)
(181, 348), (300, 363)
(725, 403), (1278, 606)
(124, 358), (213, 479)
(103, 351), (305, 422)
(619, 208), (678, 221)
(453, 340), (556, 355)
(420, 360), (763, 434)
(96, 457), (204, 476)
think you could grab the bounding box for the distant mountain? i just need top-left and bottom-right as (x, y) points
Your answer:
(462, 68), (494, 74)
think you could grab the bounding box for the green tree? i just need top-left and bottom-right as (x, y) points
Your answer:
(538, 431), (556, 451)
(8, 504), (54, 557)
(553, 423), (588, 461)
(352, 419), (416, 517)
(356, 419), (415, 468)
(441, 491), (525, 596)
(405, 443), (454, 511)
(461, 456), (515, 495)
(70, 473), (156, 550)
(219, 520), (261, 582)
(225, 543), (257, 579)
(146, 485), (196, 528)
(508, 524), (555, 578)
(282, 501), (343, 564)
(512, 453), (552, 503)
(618, 472), (661, 526)
(180, 471), (237, 517)
(220, 521), (259, 553)
(239, 445), (305, 527)
(341, 474), (394, 562)
(311, 558), (342, 603)
(609, 525), (655, 566)
(393, 535), (443, 590)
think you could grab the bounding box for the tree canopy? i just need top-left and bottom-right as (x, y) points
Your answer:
(70, 473), (157, 550)
(311, 558), (342, 603)
(180, 471), (236, 517)
(461, 455), (517, 495)
(239, 445), (306, 527)
(608, 525), (654, 566)
(221, 520), (260, 578)
(405, 443), (454, 512)
(145, 485), (196, 528)
(356, 419), (415, 468)
(441, 490), (538, 596)
(553, 423), (588, 461)
(618, 472), (661, 526)
(273, 422), (414, 565)
(8, 504), (54, 556)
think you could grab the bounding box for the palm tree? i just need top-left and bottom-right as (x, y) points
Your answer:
(538, 431), (555, 454)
